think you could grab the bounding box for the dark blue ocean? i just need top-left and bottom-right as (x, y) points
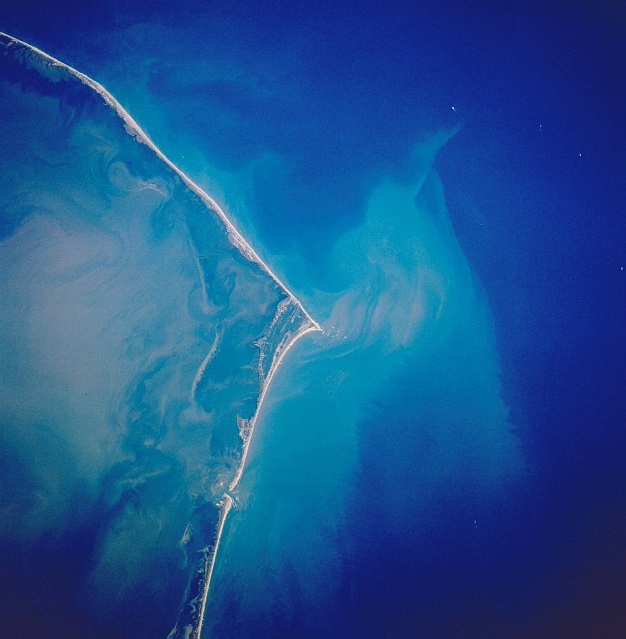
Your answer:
(1, 1), (625, 637)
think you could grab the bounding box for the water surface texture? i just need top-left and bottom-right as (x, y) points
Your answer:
(0, 34), (317, 638)
(1, 2), (625, 638)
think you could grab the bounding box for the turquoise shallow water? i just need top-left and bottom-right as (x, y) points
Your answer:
(1, 2), (626, 637)
(204, 169), (522, 637)
(0, 35), (313, 637)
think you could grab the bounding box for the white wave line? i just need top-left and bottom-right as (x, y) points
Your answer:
(0, 32), (321, 332)
(229, 322), (318, 494)
(0, 32), (325, 638)
(195, 493), (232, 639)
(195, 320), (318, 639)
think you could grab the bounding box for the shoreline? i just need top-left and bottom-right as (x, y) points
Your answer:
(0, 31), (320, 332)
(0, 32), (323, 638)
(195, 321), (318, 639)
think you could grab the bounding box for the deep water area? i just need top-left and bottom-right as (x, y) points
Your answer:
(1, 1), (625, 638)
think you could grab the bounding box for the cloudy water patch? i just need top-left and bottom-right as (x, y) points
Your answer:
(0, 34), (317, 638)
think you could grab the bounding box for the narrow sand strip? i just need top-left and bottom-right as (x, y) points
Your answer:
(1, 32), (324, 638)
(195, 321), (318, 638)
(195, 494), (233, 639)
(0, 32), (321, 332)
(229, 322), (319, 494)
